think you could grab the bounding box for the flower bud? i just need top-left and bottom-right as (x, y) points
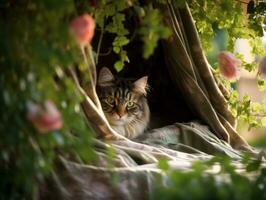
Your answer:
(218, 51), (241, 81)
(70, 14), (95, 46)
(27, 100), (63, 133)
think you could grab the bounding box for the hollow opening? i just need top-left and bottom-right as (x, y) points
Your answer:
(95, 31), (198, 130)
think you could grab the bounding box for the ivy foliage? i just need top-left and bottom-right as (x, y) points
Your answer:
(138, 5), (172, 58)
(189, 0), (265, 53)
(1, 0), (266, 199)
(189, 0), (266, 130)
(93, 0), (171, 71)
(228, 90), (266, 130)
(248, 1), (266, 36)
(189, 0), (246, 51)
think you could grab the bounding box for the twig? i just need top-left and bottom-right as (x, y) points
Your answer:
(96, 25), (105, 65)
(80, 45), (101, 109)
(86, 44), (97, 86)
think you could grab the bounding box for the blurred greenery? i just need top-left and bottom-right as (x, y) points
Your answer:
(154, 156), (266, 200)
(0, 0), (95, 198)
(1, 0), (266, 199)
(250, 134), (266, 148)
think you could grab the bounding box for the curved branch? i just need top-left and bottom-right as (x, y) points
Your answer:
(70, 68), (126, 140)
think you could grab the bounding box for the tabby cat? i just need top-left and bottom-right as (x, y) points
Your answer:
(97, 67), (150, 139)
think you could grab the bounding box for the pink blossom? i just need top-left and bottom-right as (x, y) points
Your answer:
(27, 100), (63, 133)
(70, 14), (95, 46)
(259, 56), (266, 75)
(218, 51), (241, 81)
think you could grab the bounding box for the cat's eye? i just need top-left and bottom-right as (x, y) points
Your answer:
(105, 96), (114, 105)
(127, 101), (134, 108)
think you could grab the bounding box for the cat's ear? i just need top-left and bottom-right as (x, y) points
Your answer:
(133, 76), (148, 94)
(98, 67), (114, 86)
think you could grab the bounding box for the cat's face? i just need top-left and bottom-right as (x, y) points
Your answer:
(97, 67), (148, 127)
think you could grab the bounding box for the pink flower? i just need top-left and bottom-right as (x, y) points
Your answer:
(218, 51), (241, 81)
(27, 100), (63, 133)
(70, 14), (95, 46)
(259, 56), (266, 75)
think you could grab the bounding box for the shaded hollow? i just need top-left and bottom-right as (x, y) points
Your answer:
(94, 33), (198, 130)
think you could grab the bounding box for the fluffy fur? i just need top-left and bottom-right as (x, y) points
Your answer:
(97, 67), (150, 139)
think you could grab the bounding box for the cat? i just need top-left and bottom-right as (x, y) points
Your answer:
(96, 67), (150, 139)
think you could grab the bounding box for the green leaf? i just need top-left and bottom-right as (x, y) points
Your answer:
(251, 102), (261, 112)
(112, 36), (129, 48)
(113, 46), (120, 53)
(138, 6), (171, 58)
(134, 5), (145, 17)
(106, 146), (116, 169)
(261, 117), (266, 126)
(105, 13), (129, 35)
(257, 79), (266, 91)
(114, 60), (124, 72)
(246, 159), (262, 172)
(157, 158), (170, 171)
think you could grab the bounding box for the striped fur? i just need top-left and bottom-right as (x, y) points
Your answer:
(97, 67), (150, 139)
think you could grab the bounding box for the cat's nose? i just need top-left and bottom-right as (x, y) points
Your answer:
(116, 106), (126, 119)
(117, 112), (126, 119)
